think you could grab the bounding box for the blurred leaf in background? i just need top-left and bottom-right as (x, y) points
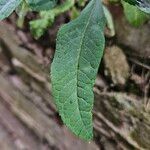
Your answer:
(27, 0), (57, 11)
(122, 0), (150, 27)
(124, 0), (150, 14)
(30, 0), (75, 39)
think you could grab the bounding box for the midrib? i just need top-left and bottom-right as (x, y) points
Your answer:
(76, 0), (96, 134)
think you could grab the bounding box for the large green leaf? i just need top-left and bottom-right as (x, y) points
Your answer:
(122, 1), (150, 27)
(51, 0), (106, 140)
(27, 0), (57, 11)
(0, 0), (22, 20)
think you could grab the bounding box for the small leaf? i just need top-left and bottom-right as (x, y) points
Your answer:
(0, 0), (22, 20)
(51, 0), (106, 140)
(27, 0), (57, 11)
(122, 0), (150, 27)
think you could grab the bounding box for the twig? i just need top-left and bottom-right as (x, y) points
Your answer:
(129, 58), (150, 70)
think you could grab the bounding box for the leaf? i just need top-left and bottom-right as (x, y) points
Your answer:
(137, 0), (150, 14)
(0, 0), (22, 20)
(29, 11), (55, 39)
(51, 0), (106, 140)
(16, 1), (29, 28)
(30, 0), (75, 39)
(27, 0), (57, 11)
(103, 5), (115, 37)
(122, 0), (150, 27)
(124, 0), (139, 5)
(123, 0), (150, 14)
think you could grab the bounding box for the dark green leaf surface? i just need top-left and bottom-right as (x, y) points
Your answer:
(51, 0), (106, 140)
(0, 0), (21, 20)
(122, 1), (149, 27)
(27, 0), (57, 11)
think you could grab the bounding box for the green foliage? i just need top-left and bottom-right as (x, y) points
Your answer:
(122, 1), (150, 27)
(29, 11), (55, 39)
(51, 0), (106, 140)
(0, 0), (21, 20)
(0, 0), (57, 20)
(27, 0), (57, 11)
(70, 7), (80, 20)
(124, 0), (138, 5)
(124, 0), (150, 14)
(138, 0), (150, 14)
(103, 5), (115, 37)
(16, 1), (29, 28)
(30, 0), (75, 39)
(77, 0), (88, 7)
